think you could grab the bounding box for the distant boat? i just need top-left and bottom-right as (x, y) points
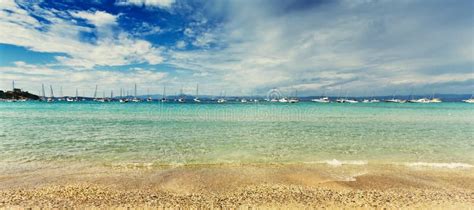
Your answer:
(385, 91), (406, 103)
(312, 97), (330, 103)
(178, 87), (186, 103)
(160, 86), (168, 102)
(193, 84), (201, 103)
(132, 84), (141, 102)
(385, 98), (406, 103)
(336, 98), (358, 103)
(41, 84), (46, 101)
(408, 98), (431, 103)
(279, 97), (289, 103)
(429, 89), (442, 103)
(119, 88), (128, 103)
(362, 92), (379, 103)
(463, 98), (474, 103)
(430, 98), (442, 103)
(288, 89), (299, 103)
(345, 99), (358, 103)
(47, 85), (54, 102)
(288, 98), (299, 103)
(217, 91), (226, 103)
(57, 86), (64, 101)
(240, 98), (247, 103)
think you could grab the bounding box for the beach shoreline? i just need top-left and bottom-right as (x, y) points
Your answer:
(1, 163), (473, 208)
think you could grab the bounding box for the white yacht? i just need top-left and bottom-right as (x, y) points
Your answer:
(132, 84), (140, 102)
(47, 85), (55, 102)
(336, 98), (357, 103)
(193, 84), (201, 103)
(345, 99), (359, 103)
(429, 90), (442, 103)
(430, 98), (442, 103)
(288, 89), (299, 103)
(385, 98), (406, 103)
(279, 97), (289, 103)
(463, 98), (474, 103)
(369, 99), (380, 103)
(288, 98), (299, 103)
(240, 98), (247, 103)
(312, 97), (330, 103)
(409, 98), (431, 103)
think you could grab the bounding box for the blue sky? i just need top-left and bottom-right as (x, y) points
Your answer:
(0, 0), (473, 97)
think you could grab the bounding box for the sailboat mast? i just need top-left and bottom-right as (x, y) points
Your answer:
(41, 84), (45, 99)
(94, 85), (98, 99)
(50, 85), (54, 98)
(134, 84), (137, 98)
(196, 84), (199, 98)
(163, 86), (166, 98)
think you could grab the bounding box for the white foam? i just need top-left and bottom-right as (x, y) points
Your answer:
(405, 162), (473, 169)
(322, 159), (368, 167)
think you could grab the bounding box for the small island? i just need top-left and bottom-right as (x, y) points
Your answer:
(0, 88), (40, 101)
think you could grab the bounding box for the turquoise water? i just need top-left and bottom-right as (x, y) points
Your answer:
(0, 102), (473, 167)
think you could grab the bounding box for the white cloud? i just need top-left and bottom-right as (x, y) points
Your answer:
(71, 10), (118, 27)
(0, 0), (164, 69)
(116, 0), (175, 9)
(175, 40), (186, 49)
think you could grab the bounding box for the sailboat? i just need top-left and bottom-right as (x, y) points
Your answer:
(47, 85), (54, 102)
(336, 91), (358, 103)
(145, 88), (152, 102)
(362, 92), (379, 103)
(132, 84), (141, 102)
(108, 90), (114, 102)
(178, 87), (186, 103)
(385, 91), (406, 103)
(288, 89), (299, 103)
(119, 88), (128, 103)
(57, 86), (64, 101)
(429, 89), (442, 103)
(41, 84), (46, 101)
(93, 85), (99, 102)
(96, 91), (106, 103)
(312, 90), (330, 103)
(193, 84), (201, 103)
(160, 86), (168, 102)
(66, 88), (76, 102)
(217, 91), (226, 103)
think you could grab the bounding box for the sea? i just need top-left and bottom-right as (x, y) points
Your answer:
(0, 101), (473, 169)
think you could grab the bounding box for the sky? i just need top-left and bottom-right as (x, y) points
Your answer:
(0, 0), (473, 97)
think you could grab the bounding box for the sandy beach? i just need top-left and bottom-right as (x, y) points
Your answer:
(1, 163), (473, 208)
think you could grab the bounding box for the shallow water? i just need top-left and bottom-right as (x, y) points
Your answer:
(0, 101), (473, 168)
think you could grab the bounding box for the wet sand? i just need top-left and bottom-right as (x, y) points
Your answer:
(0, 163), (473, 208)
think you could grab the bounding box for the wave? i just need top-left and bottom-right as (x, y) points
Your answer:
(405, 162), (473, 169)
(309, 159), (368, 167)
